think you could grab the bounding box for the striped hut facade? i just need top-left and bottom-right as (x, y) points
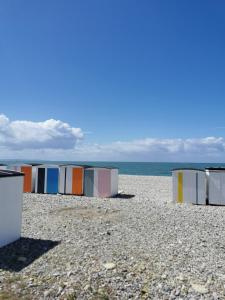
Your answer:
(7, 164), (39, 193)
(172, 169), (206, 205)
(84, 167), (118, 198)
(206, 168), (225, 205)
(35, 165), (59, 194)
(59, 165), (91, 195)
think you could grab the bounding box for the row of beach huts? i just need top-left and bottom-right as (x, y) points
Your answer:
(0, 163), (119, 248)
(2, 165), (225, 249)
(0, 163), (119, 197)
(173, 167), (225, 206)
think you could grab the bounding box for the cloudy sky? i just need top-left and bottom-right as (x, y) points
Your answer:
(0, 1), (225, 162)
(1, 113), (225, 162)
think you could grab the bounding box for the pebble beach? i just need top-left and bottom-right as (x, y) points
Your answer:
(1, 175), (225, 299)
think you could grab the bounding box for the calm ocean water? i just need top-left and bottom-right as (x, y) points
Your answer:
(2, 160), (225, 176)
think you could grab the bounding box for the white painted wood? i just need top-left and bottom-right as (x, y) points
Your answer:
(172, 171), (178, 203)
(221, 173), (225, 204)
(31, 166), (37, 193)
(0, 165), (7, 170)
(44, 167), (47, 194)
(197, 171), (207, 205)
(35, 168), (38, 193)
(93, 169), (99, 197)
(58, 167), (66, 194)
(65, 166), (72, 194)
(111, 169), (118, 196)
(172, 169), (206, 205)
(208, 171), (225, 205)
(0, 176), (23, 247)
(183, 170), (196, 204)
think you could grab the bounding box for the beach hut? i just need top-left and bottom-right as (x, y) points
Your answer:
(84, 167), (119, 198)
(59, 165), (91, 195)
(0, 170), (24, 247)
(0, 164), (8, 170)
(7, 164), (40, 193)
(172, 169), (206, 205)
(206, 168), (225, 205)
(35, 165), (59, 194)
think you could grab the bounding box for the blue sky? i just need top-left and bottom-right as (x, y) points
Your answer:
(0, 0), (225, 161)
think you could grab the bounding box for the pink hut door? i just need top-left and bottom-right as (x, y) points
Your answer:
(98, 169), (111, 197)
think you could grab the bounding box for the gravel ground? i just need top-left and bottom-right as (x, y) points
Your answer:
(1, 175), (225, 299)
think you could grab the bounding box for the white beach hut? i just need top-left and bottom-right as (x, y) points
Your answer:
(7, 164), (40, 193)
(172, 169), (206, 205)
(206, 168), (225, 205)
(59, 165), (92, 195)
(35, 165), (59, 194)
(84, 167), (119, 198)
(0, 164), (8, 170)
(0, 170), (24, 247)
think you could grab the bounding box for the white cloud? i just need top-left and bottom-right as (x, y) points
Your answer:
(1, 113), (225, 162)
(0, 114), (84, 150)
(73, 137), (225, 162)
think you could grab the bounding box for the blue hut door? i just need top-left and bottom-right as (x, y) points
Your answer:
(47, 168), (59, 194)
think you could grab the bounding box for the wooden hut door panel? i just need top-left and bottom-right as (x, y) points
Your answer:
(65, 168), (72, 194)
(72, 168), (83, 195)
(98, 169), (111, 197)
(84, 169), (94, 196)
(37, 168), (45, 193)
(47, 168), (59, 194)
(21, 166), (32, 193)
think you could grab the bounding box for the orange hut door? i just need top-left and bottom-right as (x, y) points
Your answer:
(21, 166), (32, 193)
(72, 168), (83, 195)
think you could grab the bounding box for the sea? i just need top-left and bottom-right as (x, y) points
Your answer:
(1, 160), (225, 176)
